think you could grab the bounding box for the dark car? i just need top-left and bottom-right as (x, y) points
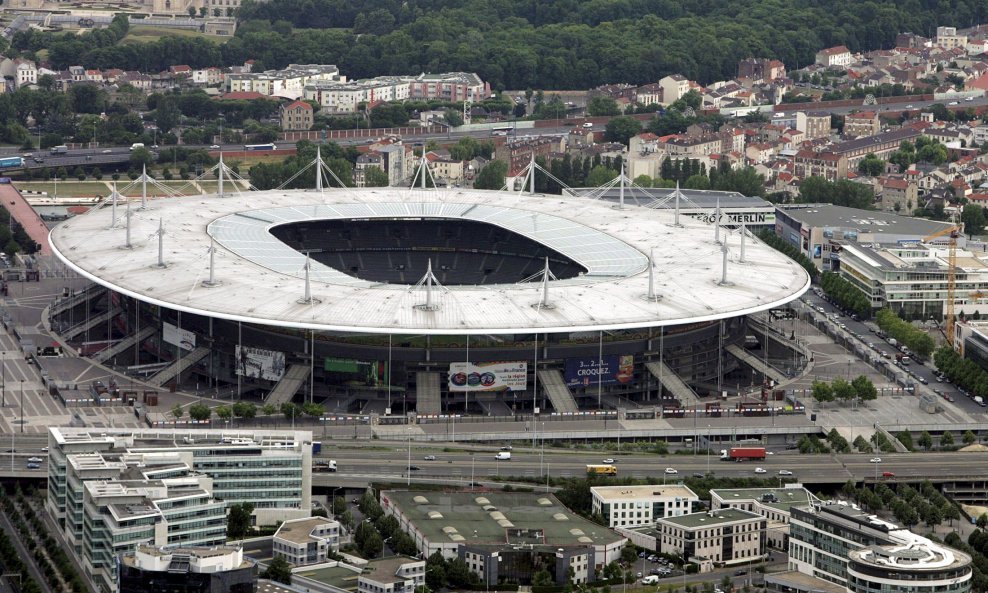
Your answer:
(408, 465), (422, 471)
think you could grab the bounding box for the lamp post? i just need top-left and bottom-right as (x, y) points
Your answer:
(19, 380), (23, 433)
(1, 350), (5, 407)
(407, 427), (412, 486)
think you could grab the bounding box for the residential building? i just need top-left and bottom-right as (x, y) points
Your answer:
(936, 26), (969, 50)
(659, 74), (690, 105)
(844, 111), (881, 137)
(494, 136), (565, 178)
(878, 177), (919, 211)
(795, 112), (832, 140)
(357, 557), (425, 593)
(656, 509), (766, 566)
(793, 150), (848, 182)
(273, 517), (342, 566)
(355, 153), (387, 188)
(425, 152), (466, 185)
(118, 545), (256, 593)
(591, 485), (699, 528)
(832, 128), (922, 167)
(225, 64), (343, 97)
(303, 77), (410, 114)
(379, 490), (625, 586)
(709, 485), (817, 549)
(659, 135), (722, 158)
(280, 100), (314, 131)
(773, 203), (955, 273)
(789, 501), (971, 593)
(738, 58), (787, 82)
(408, 72), (491, 102)
(636, 83), (663, 106)
(815, 46), (853, 68)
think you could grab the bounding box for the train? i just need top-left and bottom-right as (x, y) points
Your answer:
(0, 157), (24, 169)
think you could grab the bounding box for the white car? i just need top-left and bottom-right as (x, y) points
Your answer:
(949, 101), (959, 106)
(664, 467), (678, 475)
(602, 458), (615, 464)
(210, 144), (221, 149)
(582, 122), (593, 128)
(754, 467), (767, 474)
(423, 455), (436, 461)
(27, 457), (42, 463)
(870, 457), (882, 463)
(778, 469), (793, 476)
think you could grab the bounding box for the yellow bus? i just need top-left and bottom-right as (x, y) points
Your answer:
(586, 464), (618, 476)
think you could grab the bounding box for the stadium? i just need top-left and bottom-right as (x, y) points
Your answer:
(47, 183), (809, 417)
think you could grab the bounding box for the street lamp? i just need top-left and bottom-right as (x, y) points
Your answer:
(407, 427), (412, 486)
(19, 380), (23, 433)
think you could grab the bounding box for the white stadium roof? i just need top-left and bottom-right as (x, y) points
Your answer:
(49, 188), (809, 335)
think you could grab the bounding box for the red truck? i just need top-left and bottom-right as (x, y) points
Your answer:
(720, 447), (767, 461)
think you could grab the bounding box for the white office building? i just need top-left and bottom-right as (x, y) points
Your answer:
(273, 517), (342, 566)
(591, 484), (699, 528)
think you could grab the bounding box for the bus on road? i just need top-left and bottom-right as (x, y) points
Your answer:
(586, 464), (617, 476)
(0, 157), (23, 169)
(244, 143), (277, 151)
(490, 126), (513, 137)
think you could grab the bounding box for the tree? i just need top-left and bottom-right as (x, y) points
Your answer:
(363, 166), (389, 187)
(978, 513), (988, 529)
(187, 6), (196, 17)
(474, 160), (507, 190)
(215, 405), (232, 420)
(129, 147), (154, 169)
(232, 401), (257, 421)
(962, 205), (987, 238)
(426, 552), (447, 591)
(360, 528), (383, 558)
(918, 430), (933, 450)
(964, 430), (978, 445)
(857, 153), (885, 176)
(897, 430), (914, 451)
(261, 403), (278, 417)
(227, 502), (254, 538)
(586, 96), (620, 117)
(188, 403), (211, 421)
(280, 402), (302, 422)
(198, 6), (207, 16)
(586, 165), (618, 186)
(332, 496), (346, 515)
(171, 404), (184, 421)
(941, 431), (955, 448)
(604, 116), (642, 146)
(213, 7), (221, 16)
(851, 375), (878, 401)
(811, 380), (834, 404)
(532, 569), (553, 586)
(620, 545), (639, 565)
(262, 556), (293, 585)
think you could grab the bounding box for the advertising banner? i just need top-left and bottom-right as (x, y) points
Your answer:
(324, 358), (390, 387)
(564, 355), (634, 388)
(162, 321), (196, 352)
(448, 361), (527, 392)
(235, 345), (287, 381)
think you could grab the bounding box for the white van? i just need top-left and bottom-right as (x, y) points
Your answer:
(641, 576), (659, 585)
(495, 452), (511, 461)
(130, 143), (145, 151)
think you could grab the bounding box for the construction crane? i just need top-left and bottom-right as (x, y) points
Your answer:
(923, 223), (963, 346)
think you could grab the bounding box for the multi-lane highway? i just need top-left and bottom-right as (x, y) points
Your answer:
(313, 444), (988, 485)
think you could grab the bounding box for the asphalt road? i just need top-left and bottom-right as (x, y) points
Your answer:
(318, 444), (988, 484)
(800, 291), (984, 415)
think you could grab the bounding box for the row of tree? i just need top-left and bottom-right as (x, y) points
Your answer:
(945, 531), (988, 593)
(755, 229), (818, 281)
(810, 376), (878, 405)
(820, 271), (871, 318)
(875, 308), (935, 358)
(796, 176), (875, 210)
(934, 346), (988, 399)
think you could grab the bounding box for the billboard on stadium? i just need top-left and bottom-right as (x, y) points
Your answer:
(162, 321), (196, 352)
(235, 345), (286, 381)
(564, 355), (634, 388)
(448, 361), (527, 392)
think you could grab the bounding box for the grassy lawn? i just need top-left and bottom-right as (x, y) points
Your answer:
(15, 181), (109, 197)
(218, 154), (290, 168)
(121, 26), (224, 44)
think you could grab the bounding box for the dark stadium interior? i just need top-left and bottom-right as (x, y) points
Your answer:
(270, 218), (588, 285)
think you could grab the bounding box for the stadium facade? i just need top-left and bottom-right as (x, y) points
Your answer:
(48, 187), (808, 416)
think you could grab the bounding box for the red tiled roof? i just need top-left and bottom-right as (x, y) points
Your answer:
(284, 100), (312, 111)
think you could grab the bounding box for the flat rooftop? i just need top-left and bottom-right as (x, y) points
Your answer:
(383, 490), (624, 548)
(362, 557), (422, 585)
(591, 484), (697, 501)
(764, 571), (847, 593)
(567, 187), (772, 210)
(275, 517), (336, 545)
(777, 204), (954, 237)
(659, 508), (763, 529)
(711, 486), (816, 513)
